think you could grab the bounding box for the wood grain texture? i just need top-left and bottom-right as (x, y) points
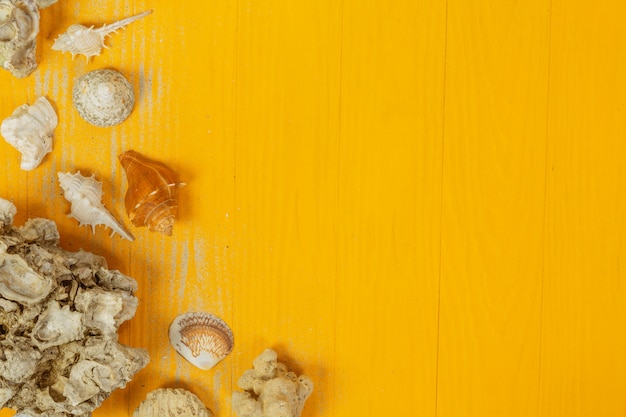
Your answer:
(334, 0), (445, 416)
(541, 1), (626, 416)
(1, 0), (626, 416)
(437, 1), (550, 416)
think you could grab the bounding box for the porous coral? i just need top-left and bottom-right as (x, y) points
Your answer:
(232, 349), (313, 417)
(0, 198), (149, 416)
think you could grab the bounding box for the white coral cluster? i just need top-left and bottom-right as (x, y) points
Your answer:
(232, 349), (314, 417)
(0, 198), (149, 416)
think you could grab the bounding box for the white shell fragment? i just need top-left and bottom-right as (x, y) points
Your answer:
(169, 312), (234, 371)
(232, 349), (314, 417)
(1, 97), (58, 170)
(133, 388), (214, 417)
(35, 0), (56, 8)
(52, 10), (152, 59)
(72, 69), (135, 127)
(0, 197), (16, 232)
(0, 206), (149, 415)
(58, 171), (134, 241)
(0, 0), (39, 77)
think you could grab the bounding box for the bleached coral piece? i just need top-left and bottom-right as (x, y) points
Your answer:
(0, 203), (149, 416)
(0, 0), (39, 77)
(1, 97), (57, 170)
(232, 349), (314, 417)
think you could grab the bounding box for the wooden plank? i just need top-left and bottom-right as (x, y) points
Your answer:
(231, 1), (341, 416)
(541, 2), (626, 415)
(0, 0), (237, 415)
(437, 1), (550, 416)
(334, 1), (446, 416)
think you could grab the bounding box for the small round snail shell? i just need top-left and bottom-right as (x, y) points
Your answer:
(72, 69), (134, 127)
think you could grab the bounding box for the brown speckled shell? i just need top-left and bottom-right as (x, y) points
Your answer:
(119, 150), (184, 236)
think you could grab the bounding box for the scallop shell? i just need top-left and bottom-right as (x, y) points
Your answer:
(57, 171), (134, 241)
(52, 10), (152, 59)
(72, 69), (134, 127)
(133, 388), (213, 417)
(119, 150), (185, 236)
(1, 96), (57, 170)
(169, 312), (234, 371)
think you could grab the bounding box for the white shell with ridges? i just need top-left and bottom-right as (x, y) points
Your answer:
(72, 69), (134, 127)
(133, 388), (213, 417)
(1, 97), (57, 170)
(57, 171), (134, 241)
(52, 10), (152, 59)
(169, 312), (234, 370)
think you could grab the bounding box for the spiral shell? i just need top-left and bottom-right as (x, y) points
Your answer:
(72, 69), (134, 127)
(169, 312), (234, 371)
(52, 10), (152, 60)
(119, 150), (184, 236)
(1, 96), (57, 171)
(58, 171), (134, 241)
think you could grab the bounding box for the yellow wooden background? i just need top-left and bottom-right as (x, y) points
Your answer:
(1, 0), (626, 416)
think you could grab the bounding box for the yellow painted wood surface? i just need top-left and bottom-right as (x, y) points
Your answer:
(1, 0), (626, 416)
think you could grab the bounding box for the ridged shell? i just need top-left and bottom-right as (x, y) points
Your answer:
(169, 312), (234, 371)
(0, 252), (54, 305)
(52, 10), (152, 59)
(133, 388), (213, 417)
(1, 96), (57, 170)
(58, 171), (134, 241)
(72, 69), (134, 127)
(119, 150), (184, 236)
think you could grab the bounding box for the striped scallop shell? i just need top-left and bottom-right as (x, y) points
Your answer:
(119, 150), (184, 236)
(169, 312), (234, 371)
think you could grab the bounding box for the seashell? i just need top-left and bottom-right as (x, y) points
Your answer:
(0, 0), (39, 77)
(0, 1), (15, 26)
(35, 0), (57, 8)
(74, 287), (139, 336)
(169, 312), (234, 371)
(1, 96), (57, 170)
(57, 171), (134, 241)
(119, 150), (185, 236)
(0, 197), (16, 230)
(0, 252), (54, 305)
(133, 388), (213, 417)
(31, 300), (83, 350)
(52, 10), (152, 59)
(72, 69), (134, 127)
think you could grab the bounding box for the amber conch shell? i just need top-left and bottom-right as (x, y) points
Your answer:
(119, 150), (184, 236)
